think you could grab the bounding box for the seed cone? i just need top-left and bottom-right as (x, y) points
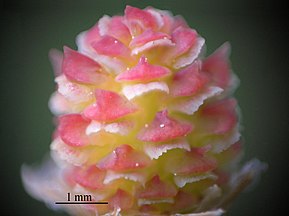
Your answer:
(21, 6), (266, 216)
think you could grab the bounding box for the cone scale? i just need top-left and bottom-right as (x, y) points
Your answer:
(21, 6), (266, 216)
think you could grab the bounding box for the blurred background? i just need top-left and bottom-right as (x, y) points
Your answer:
(1, 0), (288, 215)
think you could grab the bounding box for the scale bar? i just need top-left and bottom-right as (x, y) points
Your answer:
(55, 202), (108, 205)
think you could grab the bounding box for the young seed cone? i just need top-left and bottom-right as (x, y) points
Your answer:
(21, 5), (266, 216)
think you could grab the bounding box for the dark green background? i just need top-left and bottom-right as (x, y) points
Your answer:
(1, 0), (288, 215)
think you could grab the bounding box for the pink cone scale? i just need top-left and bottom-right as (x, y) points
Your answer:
(21, 5), (266, 216)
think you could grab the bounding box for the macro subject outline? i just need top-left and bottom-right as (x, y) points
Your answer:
(21, 5), (266, 216)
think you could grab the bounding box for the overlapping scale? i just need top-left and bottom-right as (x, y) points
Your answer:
(83, 89), (138, 122)
(137, 110), (193, 142)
